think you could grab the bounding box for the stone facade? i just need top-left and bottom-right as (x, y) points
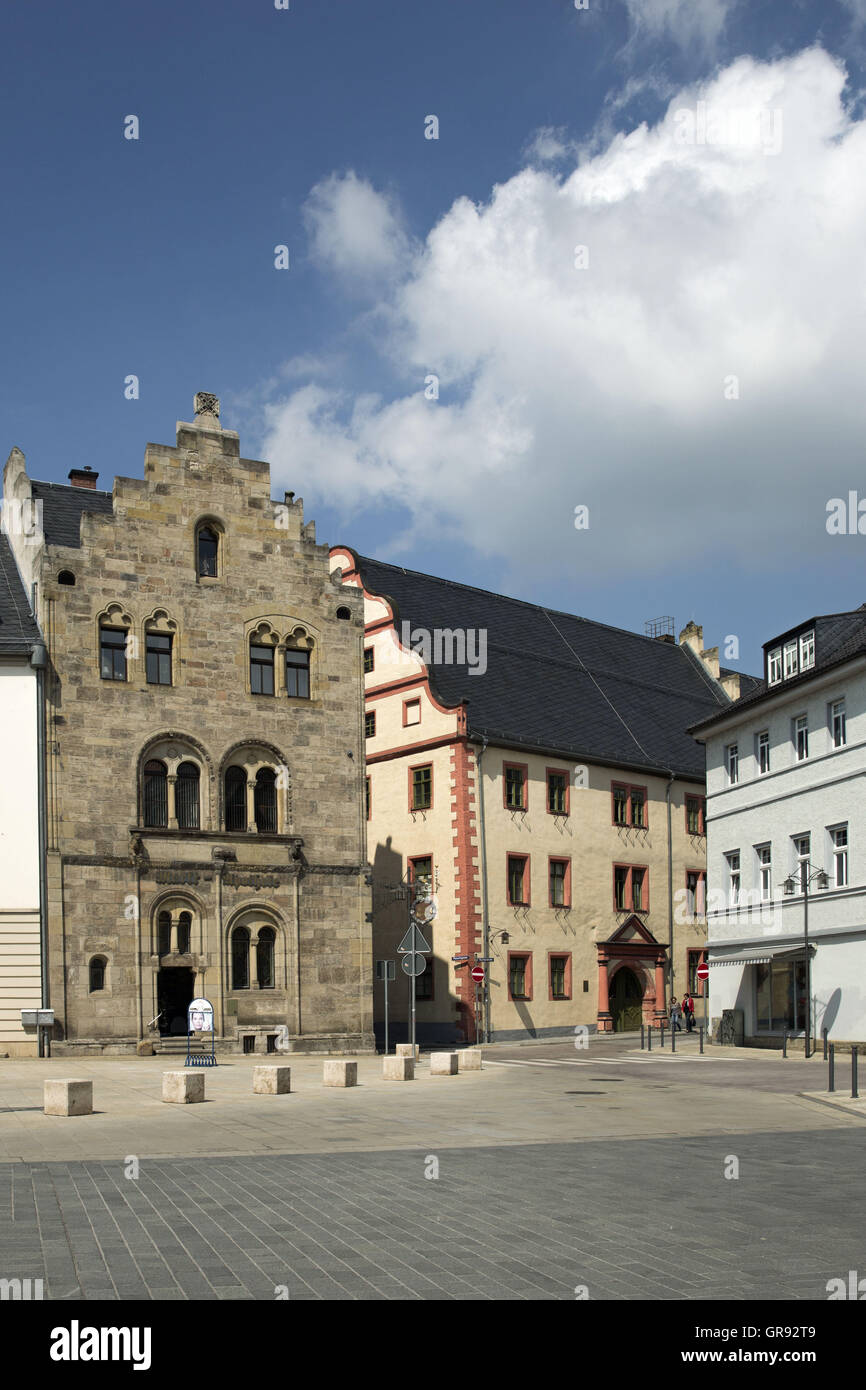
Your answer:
(3, 397), (374, 1055)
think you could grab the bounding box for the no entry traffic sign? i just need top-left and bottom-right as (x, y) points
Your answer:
(471, 964), (485, 983)
(696, 962), (710, 982)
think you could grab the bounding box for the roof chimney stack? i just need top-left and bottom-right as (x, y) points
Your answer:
(68, 466), (98, 489)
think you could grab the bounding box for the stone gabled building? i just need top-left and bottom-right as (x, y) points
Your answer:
(3, 394), (373, 1055)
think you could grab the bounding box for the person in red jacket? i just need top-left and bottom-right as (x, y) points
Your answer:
(682, 993), (695, 1032)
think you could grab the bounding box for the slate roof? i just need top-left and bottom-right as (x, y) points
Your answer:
(31, 480), (113, 548)
(0, 532), (41, 655)
(690, 606), (866, 735)
(353, 553), (749, 781)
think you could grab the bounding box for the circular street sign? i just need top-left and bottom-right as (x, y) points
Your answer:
(471, 964), (485, 983)
(696, 963), (710, 981)
(402, 953), (426, 977)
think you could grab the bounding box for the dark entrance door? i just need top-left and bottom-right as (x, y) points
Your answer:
(157, 968), (195, 1036)
(611, 967), (643, 1032)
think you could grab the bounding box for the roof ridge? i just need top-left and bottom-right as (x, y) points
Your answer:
(32, 478), (113, 498)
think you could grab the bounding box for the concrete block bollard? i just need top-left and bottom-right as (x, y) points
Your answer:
(253, 1065), (292, 1095)
(44, 1079), (92, 1116)
(162, 1070), (205, 1104)
(457, 1049), (482, 1071)
(430, 1051), (459, 1076)
(384, 1055), (414, 1080)
(395, 1043), (420, 1059)
(324, 1060), (357, 1088)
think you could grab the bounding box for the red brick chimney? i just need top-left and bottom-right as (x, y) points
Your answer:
(68, 466), (98, 489)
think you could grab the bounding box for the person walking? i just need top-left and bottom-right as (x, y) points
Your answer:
(670, 997), (682, 1033)
(682, 993), (695, 1032)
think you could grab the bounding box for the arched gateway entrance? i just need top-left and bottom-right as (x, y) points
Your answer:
(596, 916), (668, 1033)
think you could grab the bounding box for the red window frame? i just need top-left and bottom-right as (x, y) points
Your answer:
(611, 781), (649, 828)
(408, 854), (434, 888)
(402, 697), (422, 727)
(507, 951), (533, 1001)
(548, 952), (572, 1001)
(612, 863), (649, 913)
(548, 856), (571, 908)
(363, 646), (375, 674)
(685, 795), (706, 836)
(365, 709), (376, 738)
(506, 853), (531, 907)
(408, 762), (434, 812)
(688, 948), (707, 998)
(545, 767), (570, 816)
(685, 869), (706, 918)
(503, 761), (529, 811)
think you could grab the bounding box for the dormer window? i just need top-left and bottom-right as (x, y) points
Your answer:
(783, 640), (798, 679)
(799, 630), (815, 671)
(768, 648), (782, 684)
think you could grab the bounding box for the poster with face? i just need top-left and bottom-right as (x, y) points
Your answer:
(188, 998), (214, 1033)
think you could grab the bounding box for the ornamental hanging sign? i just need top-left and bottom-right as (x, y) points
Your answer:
(186, 997), (216, 1067)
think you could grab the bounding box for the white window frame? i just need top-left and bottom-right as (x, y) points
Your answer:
(783, 640), (798, 679)
(830, 824), (848, 888)
(830, 699), (846, 750)
(726, 743), (739, 785)
(799, 630), (815, 671)
(768, 648), (782, 685)
(793, 834), (810, 893)
(794, 715), (809, 762)
(757, 730), (770, 775)
(756, 844), (772, 902)
(726, 851), (741, 908)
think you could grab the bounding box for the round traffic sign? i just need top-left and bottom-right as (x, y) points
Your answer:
(402, 953), (427, 977)
(696, 962), (710, 981)
(471, 964), (485, 983)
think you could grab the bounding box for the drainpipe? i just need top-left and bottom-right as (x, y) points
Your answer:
(665, 771), (675, 1011)
(31, 641), (49, 1055)
(474, 736), (491, 1043)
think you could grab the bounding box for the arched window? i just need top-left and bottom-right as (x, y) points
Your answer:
(157, 912), (171, 957)
(176, 762), (200, 829)
(177, 912), (191, 955)
(254, 768), (277, 833)
(257, 927), (276, 989)
(143, 760), (168, 826)
(58, 570), (75, 586)
(231, 926), (250, 989)
(89, 956), (106, 992)
(336, 606), (351, 620)
(197, 525), (219, 578)
(225, 766), (247, 831)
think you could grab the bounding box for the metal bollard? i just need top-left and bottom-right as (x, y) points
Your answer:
(829, 1044), (835, 1093)
(660, 1023), (665, 1049)
(823, 1027), (828, 1061)
(699, 1025), (704, 1055)
(640, 1023), (645, 1051)
(782, 1031), (787, 1058)
(648, 1025), (652, 1052)
(853, 1046), (859, 1100)
(671, 1022), (676, 1053)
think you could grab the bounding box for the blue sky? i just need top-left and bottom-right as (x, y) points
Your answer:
(3, 0), (866, 675)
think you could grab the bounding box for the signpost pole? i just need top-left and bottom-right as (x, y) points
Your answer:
(384, 969), (390, 1056)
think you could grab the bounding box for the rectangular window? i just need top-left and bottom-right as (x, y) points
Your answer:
(756, 844), (772, 901)
(793, 834), (810, 892)
(403, 698), (421, 726)
(365, 776), (371, 821)
(755, 959), (807, 1033)
(507, 854), (529, 906)
(832, 825), (848, 888)
(612, 784), (628, 825)
(549, 954), (571, 1001)
(799, 630), (815, 671)
(409, 855), (433, 890)
(145, 632), (172, 685)
(686, 870), (705, 918)
(726, 852), (740, 907)
(783, 640), (798, 679)
(612, 782), (648, 827)
(726, 744), (739, 785)
(410, 764), (432, 811)
(685, 796), (705, 835)
(415, 957), (434, 1001)
(504, 764), (527, 810)
(831, 700), (847, 749)
(795, 715), (809, 761)
(285, 648), (310, 698)
(546, 769), (569, 815)
(100, 627), (127, 681)
(250, 644), (274, 696)
(768, 648), (782, 684)
(614, 865), (628, 911)
(631, 868), (645, 912)
(363, 647), (374, 674)
(508, 952), (532, 1001)
(757, 730), (770, 775)
(549, 858), (570, 908)
(687, 949), (707, 997)
(613, 864), (648, 912)
(365, 710), (376, 738)
(630, 787), (646, 828)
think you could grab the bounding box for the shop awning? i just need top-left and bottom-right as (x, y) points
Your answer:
(710, 944), (816, 967)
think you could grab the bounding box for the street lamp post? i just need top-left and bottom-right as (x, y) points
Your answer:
(782, 861), (828, 1058)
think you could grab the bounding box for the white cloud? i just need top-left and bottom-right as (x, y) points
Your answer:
(303, 171), (411, 282)
(623, 0), (737, 52)
(523, 126), (573, 165)
(262, 47), (866, 582)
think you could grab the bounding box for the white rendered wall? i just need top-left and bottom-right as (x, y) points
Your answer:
(0, 662), (41, 1047)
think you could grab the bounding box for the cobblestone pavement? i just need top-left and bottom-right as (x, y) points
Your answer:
(0, 1037), (862, 1300)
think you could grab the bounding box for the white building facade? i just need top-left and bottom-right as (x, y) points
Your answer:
(692, 607), (866, 1046)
